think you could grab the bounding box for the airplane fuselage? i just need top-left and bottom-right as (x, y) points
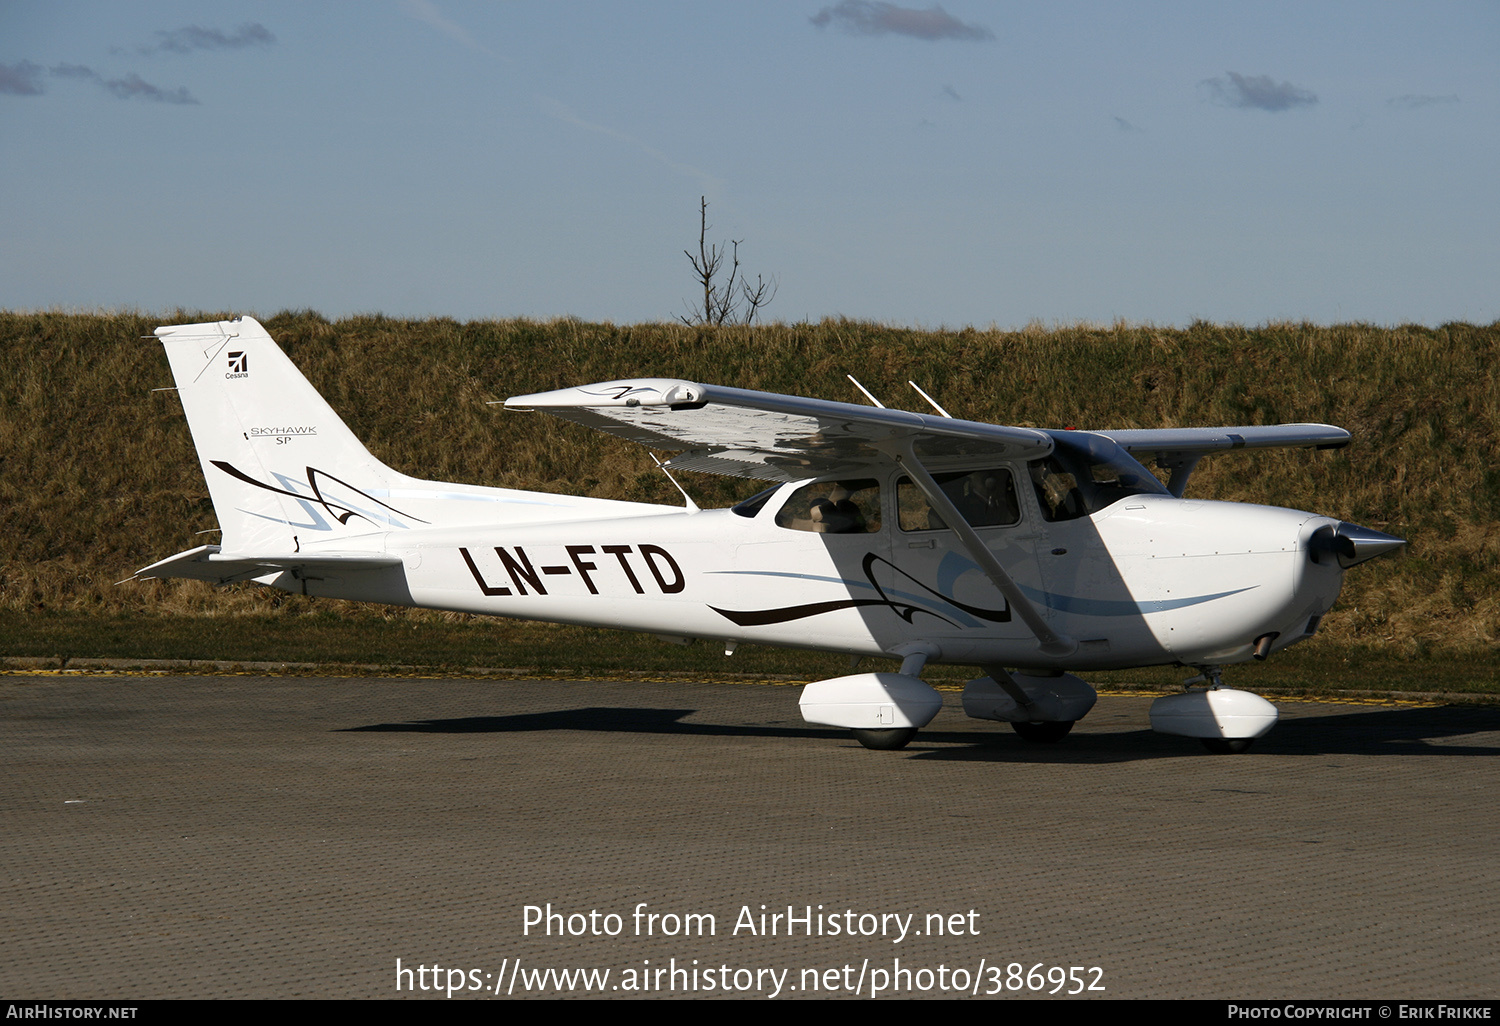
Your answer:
(269, 483), (1345, 673)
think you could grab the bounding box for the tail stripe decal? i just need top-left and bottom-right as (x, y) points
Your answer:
(210, 460), (428, 528)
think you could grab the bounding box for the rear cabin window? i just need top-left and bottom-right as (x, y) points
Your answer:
(897, 468), (1020, 531)
(774, 479), (882, 534)
(730, 485), (781, 519)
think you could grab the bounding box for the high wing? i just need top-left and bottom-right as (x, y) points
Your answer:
(1091, 424), (1350, 497)
(1096, 424), (1350, 456)
(503, 378), (1054, 481)
(505, 378), (1349, 485)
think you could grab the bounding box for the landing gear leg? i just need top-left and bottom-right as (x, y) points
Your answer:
(1190, 666), (1251, 754)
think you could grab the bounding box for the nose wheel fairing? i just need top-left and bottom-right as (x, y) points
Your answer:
(961, 671), (1097, 724)
(1149, 688), (1279, 742)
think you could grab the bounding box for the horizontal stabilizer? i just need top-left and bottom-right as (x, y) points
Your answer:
(134, 544), (402, 585)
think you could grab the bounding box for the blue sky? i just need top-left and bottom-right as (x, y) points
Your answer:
(3, 1), (1495, 327)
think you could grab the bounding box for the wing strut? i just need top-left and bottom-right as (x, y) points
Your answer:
(894, 442), (1077, 659)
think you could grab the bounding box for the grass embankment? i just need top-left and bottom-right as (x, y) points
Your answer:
(1, 311), (1497, 690)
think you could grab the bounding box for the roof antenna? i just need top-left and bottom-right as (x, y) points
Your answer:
(846, 374), (886, 408)
(908, 380), (954, 419)
(651, 453), (700, 512)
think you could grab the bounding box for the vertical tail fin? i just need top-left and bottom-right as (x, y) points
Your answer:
(156, 317), (407, 553)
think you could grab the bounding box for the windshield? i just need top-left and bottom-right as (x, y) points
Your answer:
(1028, 432), (1167, 521)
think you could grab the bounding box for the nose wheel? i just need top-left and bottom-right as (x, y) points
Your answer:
(1010, 720), (1075, 743)
(1201, 737), (1254, 754)
(852, 728), (917, 750)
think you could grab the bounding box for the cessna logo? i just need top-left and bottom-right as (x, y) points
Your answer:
(460, 544), (684, 598)
(226, 351), (249, 378)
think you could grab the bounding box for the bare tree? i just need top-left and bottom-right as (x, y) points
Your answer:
(678, 197), (777, 326)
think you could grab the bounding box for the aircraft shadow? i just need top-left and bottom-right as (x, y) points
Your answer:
(910, 704), (1500, 763)
(345, 704), (1500, 762)
(343, 706), (851, 742)
(1241, 703), (1500, 756)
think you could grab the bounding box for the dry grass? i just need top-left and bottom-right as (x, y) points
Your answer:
(2, 311), (1497, 658)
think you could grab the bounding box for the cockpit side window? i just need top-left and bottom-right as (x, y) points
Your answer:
(897, 468), (1021, 532)
(1028, 458), (1086, 521)
(774, 479), (882, 534)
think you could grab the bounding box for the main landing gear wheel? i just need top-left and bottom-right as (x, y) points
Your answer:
(1201, 737), (1254, 755)
(852, 728), (917, 750)
(1010, 720), (1075, 743)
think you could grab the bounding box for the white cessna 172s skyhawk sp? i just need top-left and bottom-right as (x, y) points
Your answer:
(137, 317), (1405, 753)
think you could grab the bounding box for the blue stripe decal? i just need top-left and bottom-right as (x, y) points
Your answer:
(705, 570), (859, 587)
(709, 570), (1254, 619)
(1017, 583), (1256, 616)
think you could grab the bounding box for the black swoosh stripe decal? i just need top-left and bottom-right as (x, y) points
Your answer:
(211, 461), (428, 527)
(710, 551), (1012, 628)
